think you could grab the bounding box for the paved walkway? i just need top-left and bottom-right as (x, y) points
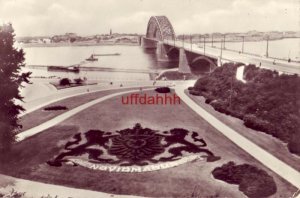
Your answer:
(174, 84), (300, 189)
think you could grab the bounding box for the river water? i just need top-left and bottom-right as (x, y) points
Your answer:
(22, 45), (175, 81)
(21, 38), (299, 80)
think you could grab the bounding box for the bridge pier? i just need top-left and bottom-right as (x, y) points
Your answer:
(141, 37), (157, 49)
(156, 42), (170, 62)
(178, 48), (192, 74)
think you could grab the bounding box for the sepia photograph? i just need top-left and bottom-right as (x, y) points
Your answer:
(0, 0), (299, 197)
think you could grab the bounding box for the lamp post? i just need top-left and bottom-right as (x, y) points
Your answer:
(190, 34), (192, 51)
(220, 39), (223, 66)
(199, 34), (201, 48)
(229, 75), (233, 109)
(266, 35), (269, 58)
(204, 36), (206, 55)
(223, 34), (226, 49)
(241, 36), (245, 53)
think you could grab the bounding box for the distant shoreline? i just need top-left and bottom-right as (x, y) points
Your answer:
(20, 42), (140, 48)
(19, 37), (300, 48)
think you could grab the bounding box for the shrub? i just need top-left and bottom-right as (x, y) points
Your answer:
(243, 114), (273, 134)
(44, 106), (68, 111)
(189, 90), (202, 96)
(288, 132), (300, 155)
(205, 98), (213, 104)
(59, 78), (71, 86)
(211, 100), (230, 115)
(188, 86), (194, 91)
(74, 78), (83, 84)
(155, 87), (170, 93)
(212, 161), (277, 197)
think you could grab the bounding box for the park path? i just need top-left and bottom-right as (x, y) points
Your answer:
(174, 83), (300, 189)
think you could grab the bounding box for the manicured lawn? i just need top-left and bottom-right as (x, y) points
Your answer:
(186, 89), (300, 171)
(20, 87), (151, 132)
(1, 90), (296, 198)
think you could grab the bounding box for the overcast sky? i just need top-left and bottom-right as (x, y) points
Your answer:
(0, 0), (299, 36)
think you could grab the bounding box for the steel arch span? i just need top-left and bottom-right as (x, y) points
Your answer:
(146, 16), (175, 41)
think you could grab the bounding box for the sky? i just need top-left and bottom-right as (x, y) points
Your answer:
(0, 0), (299, 36)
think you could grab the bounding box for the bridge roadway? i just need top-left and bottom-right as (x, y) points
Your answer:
(163, 39), (300, 74)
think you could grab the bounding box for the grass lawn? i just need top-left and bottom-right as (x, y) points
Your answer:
(20, 87), (151, 132)
(1, 90), (296, 198)
(185, 89), (300, 171)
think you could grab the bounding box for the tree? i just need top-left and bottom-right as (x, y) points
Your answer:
(0, 24), (31, 154)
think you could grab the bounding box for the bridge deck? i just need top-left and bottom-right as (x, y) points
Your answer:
(143, 37), (300, 74)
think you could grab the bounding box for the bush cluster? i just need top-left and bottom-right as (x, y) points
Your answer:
(44, 106), (68, 111)
(212, 161), (277, 197)
(155, 87), (171, 93)
(74, 78), (83, 84)
(59, 78), (71, 86)
(192, 63), (300, 155)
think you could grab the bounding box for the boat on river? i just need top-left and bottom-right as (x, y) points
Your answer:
(86, 54), (98, 61)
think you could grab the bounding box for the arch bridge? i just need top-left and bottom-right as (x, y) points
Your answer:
(141, 16), (219, 74)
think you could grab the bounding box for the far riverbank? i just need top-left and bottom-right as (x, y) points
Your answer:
(19, 42), (139, 48)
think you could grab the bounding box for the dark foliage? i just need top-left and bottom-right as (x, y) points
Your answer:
(59, 78), (71, 86)
(74, 78), (83, 84)
(0, 24), (31, 153)
(155, 87), (171, 93)
(44, 106), (68, 111)
(189, 90), (202, 96)
(212, 161), (277, 197)
(287, 131), (300, 155)
(205, 98), (213, 104)
(193, 63), (300, 155)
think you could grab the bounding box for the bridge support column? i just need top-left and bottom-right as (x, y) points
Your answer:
(178, 48), (191, 74)
(141, 37), (157, 49)
(156, 42), (170, 62)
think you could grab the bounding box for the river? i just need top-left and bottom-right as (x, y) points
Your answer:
(21, 38), (299, 80)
